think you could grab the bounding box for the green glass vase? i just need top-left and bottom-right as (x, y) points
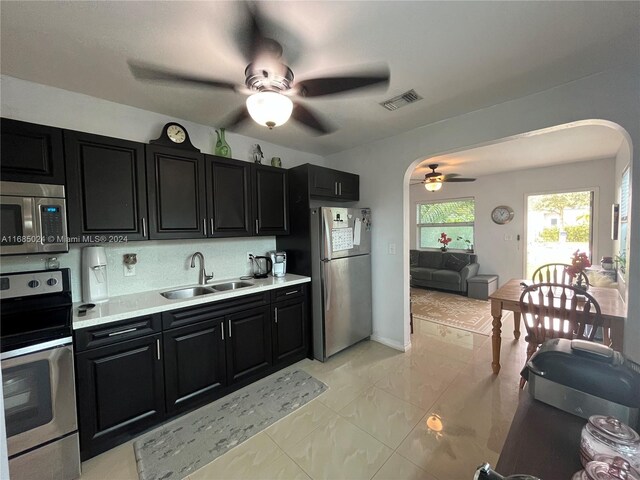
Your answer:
(214, 129), (232, 158)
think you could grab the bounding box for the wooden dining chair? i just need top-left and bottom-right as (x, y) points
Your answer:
(532, 263), (590, 286)
(518, 282), (603, 388)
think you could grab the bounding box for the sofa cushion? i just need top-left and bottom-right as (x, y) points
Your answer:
(418, 251), (442, 269)
(432, 269), (462, 284)
(410, 250), (419, 267)
(411, 267), (437, 281)
(444, 254), (469, 272)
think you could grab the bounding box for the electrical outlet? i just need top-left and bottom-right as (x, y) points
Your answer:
(124, 264), (136, 277)
(388, 243), (397, 255)
(247, 252), (253, 262)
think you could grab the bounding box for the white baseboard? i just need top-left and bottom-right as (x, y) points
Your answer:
(370, 334), (410, 352)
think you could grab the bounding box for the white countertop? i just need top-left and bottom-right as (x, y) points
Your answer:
(72, 274), (310, 330)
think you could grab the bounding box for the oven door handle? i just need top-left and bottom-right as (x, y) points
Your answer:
(0, 337), (72, 361)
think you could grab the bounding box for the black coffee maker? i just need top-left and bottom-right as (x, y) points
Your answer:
(250, 255), (272, 279)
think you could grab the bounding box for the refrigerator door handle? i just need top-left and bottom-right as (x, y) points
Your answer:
(322, 260), (331, 311)
(321, 209), (332, 261)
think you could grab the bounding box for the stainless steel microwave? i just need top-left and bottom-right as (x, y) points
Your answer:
(0, 181), (68, 255)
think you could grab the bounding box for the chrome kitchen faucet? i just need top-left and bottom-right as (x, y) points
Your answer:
(190, 252), (213, 285)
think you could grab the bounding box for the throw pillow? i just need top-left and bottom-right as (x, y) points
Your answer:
(445, 255), (468, 272)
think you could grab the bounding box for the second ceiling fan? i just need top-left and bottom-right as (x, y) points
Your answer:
(411, 164), (476, 191)
(128, 2), (390, 135)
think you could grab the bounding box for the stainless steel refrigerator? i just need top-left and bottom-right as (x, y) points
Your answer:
(310, 207), (372, 361)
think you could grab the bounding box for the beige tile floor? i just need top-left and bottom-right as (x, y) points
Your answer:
(80, 317), (526, 480)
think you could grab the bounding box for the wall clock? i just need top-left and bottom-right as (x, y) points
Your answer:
(150, 122), (200, 151)
(491, 205), (514, 225)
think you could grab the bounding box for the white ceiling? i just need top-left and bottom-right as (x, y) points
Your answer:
(410, 123), (625, 182)
(1, 1), (638, 156)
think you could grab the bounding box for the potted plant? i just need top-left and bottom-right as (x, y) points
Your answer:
(565, 249), (591, 291)
(438, 232), (452, 252)
(457, 236), (474, 253)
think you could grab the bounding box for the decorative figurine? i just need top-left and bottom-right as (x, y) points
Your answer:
(214, 128), (232, 158)
(252, 144), (264, 164)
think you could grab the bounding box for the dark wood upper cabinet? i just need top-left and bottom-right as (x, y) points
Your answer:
(146, 145), (206, 239)
(1, 118), (65, 184)
(65, 131), (148, 241)
(205, 155), (252, 237)
(306, 164), (359, 201)
(335, 171), (359, 201)
(252, 164), (289, 236)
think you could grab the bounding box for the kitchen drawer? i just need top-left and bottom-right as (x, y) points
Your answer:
(271, 284), (306, 302)
(162, 292), (270, 330)
(74, 314), (161, 352)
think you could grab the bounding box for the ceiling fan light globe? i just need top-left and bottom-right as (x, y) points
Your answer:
(424, 180), (442, 192)
(246, 91), (293, 128)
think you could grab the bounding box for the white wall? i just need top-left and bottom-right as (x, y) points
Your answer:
(324, 66), (639, 362)
(409, 158), (615, 286)
(0, 75), (325, 302)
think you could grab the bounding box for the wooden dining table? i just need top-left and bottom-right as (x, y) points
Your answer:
(488, 278), (626, 374)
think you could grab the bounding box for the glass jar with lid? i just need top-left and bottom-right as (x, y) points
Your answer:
(572, 456), (640, 480)
(580, 416), (640, 470)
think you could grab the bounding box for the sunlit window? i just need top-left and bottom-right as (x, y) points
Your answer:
(416, 198), (475, 250)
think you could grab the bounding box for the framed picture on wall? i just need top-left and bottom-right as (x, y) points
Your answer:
(612, 203), (619, 240)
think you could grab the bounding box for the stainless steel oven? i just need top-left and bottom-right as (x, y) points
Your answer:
(0, 181), (68, 256)
(1, 269), (80, 480)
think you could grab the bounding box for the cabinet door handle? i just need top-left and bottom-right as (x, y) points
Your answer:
(107, 327), (138, 337)
(221, 324), (225, 340)
(285, 290), (298, 296)
(203, 218), (207, 236)
(275, 307), (278, 324)
(210, 217), (214, 234)
(255, 219), (259, 234)
(334, 182), (338, 195)
(141, 217), (147, 237)
(339, 182), (342, 196)
(156, 339), (161, 361)
(228, 319), (232, 338)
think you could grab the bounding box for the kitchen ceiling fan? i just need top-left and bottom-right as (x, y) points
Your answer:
(410, 164), (476, 192)
(127, 2), (390, 135)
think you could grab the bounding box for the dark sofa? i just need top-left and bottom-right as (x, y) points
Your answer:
(410, 249), (479, 293)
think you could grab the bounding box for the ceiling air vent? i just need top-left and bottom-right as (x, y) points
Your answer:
(380, 89), (423, 111)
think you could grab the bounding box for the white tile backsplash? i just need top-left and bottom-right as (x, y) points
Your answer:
(1, 237), (276, 302)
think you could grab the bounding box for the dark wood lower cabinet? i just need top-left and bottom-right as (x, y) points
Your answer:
(75, 334), (164, 460)
(226, 306), (272, 383)
(273, 297), (308, 364)
(163, 319), (227, 415)
(75, 286), (308, 460)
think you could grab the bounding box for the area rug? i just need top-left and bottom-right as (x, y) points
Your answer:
(411, 288), (511, 336)
(133, 370), (327, 480)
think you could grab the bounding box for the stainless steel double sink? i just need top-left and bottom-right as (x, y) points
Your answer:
(160, 281), (254, 300)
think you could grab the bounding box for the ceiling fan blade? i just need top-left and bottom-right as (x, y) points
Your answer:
(296, 66), (390, 97)
(441, 173), (460, 179)
(410, 181), (425, 185)
(128, 61), (238, 91)
(442, 177), (476, 182)
(291, 103), (334, 135)
(220, 106), (251, 130)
